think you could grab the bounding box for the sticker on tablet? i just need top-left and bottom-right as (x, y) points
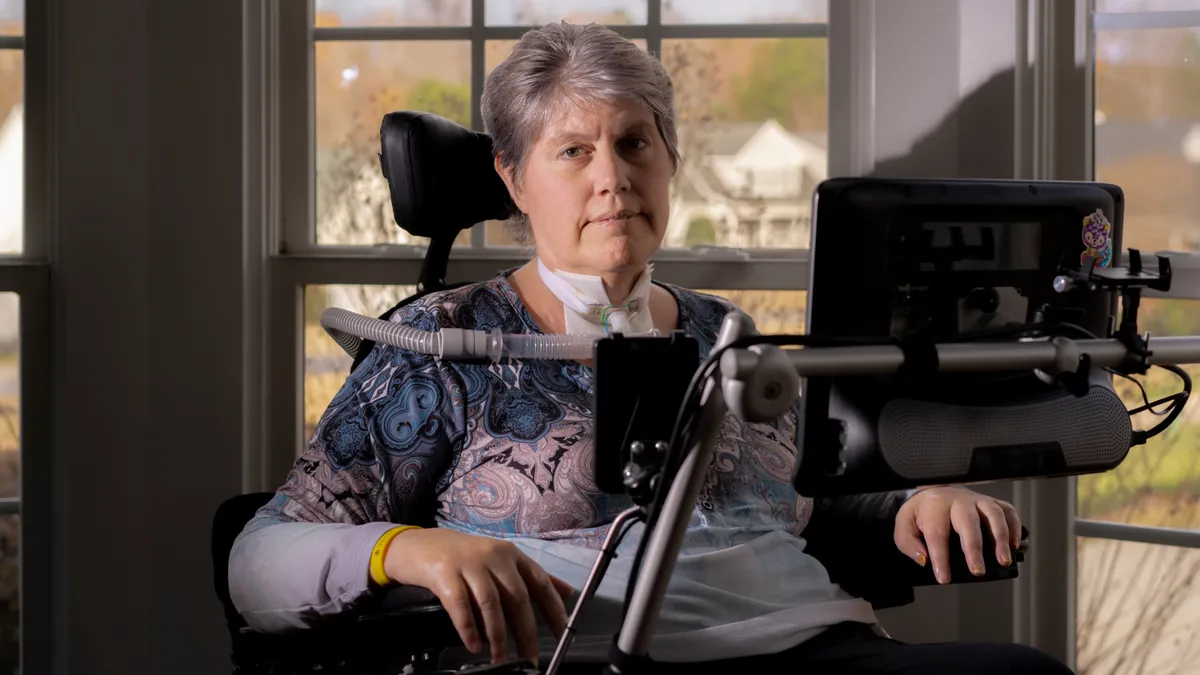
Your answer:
(1081, 209), (1113, 268)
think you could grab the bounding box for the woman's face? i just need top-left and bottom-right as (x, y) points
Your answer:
(500, 98), (672, 277)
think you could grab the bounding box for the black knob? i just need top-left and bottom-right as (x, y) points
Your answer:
(966, 287), (1000, 314)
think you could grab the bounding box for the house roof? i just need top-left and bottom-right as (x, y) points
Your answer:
(672, 120), (826, 205)
(682, 121), (763, 155)
(679, 120), (827, 156)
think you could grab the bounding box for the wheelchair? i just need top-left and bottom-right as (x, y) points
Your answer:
(211, 112), (1029, 675)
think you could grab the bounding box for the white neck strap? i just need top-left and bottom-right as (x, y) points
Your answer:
(535, 258), (657, 336)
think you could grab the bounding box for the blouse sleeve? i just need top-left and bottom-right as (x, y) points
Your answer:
(227, 299), (466, 633)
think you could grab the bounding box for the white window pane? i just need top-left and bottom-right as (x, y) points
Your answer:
(303, 285), (417, 442)
(1097, 0), (1200, 12)
(1077, 298), (1200, 530)
(485, 1), (645, 26)
(0, 0), (20, 36)
(1094, 28), (1200, 252)
(661, 38), (826, 250)
(1077, 537), (1200, 672)
(0, 50), (21, 256)
(663, 0), (826, 24)
(314, 0), (469, 27)
(315, 41), (472, 248)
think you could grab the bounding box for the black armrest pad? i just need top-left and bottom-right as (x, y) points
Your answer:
(369, 584), (447, 619)
(803, 493), (1028, 609)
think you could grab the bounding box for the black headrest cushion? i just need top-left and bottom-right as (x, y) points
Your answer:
(379, 111), (515, 240)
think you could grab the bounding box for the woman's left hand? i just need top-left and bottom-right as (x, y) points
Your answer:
(894, 487), (1023, 585)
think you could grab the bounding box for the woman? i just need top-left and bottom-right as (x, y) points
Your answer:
(229, 21), (1072, 675)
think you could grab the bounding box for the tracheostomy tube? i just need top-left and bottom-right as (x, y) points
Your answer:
(320, 307), (597, 362)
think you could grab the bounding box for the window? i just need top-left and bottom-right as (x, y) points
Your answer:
(0, 2), (20, 257)
(0, 292), (14, 675)
(303, 284), (416, 443)
(661, 36), (826, 250)
(1081, 2), (1200, 670)
(0, 1), (22, 670)
(1076, 537), (1200, 674)
(298, 0), (827, 252)
(1093, 8), (1200, 254)
(698, 289), (806, 334)
(268, 1), (830, 478)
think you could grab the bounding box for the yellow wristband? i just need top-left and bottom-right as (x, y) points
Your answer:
(369, 525), (422, 587)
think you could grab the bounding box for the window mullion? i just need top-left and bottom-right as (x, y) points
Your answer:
(646, 0), (662, 57)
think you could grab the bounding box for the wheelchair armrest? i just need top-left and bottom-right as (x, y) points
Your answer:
(363, 584), (454, 625)
(803, 499), (1028, 610)
(230, 586), (460, 674)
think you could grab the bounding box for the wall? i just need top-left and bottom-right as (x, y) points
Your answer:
(47, 1), (246, 673)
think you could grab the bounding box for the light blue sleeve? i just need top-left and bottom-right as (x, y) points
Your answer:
(229, 516), (401, 632)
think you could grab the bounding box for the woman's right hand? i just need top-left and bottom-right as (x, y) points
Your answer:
(384, 528), (575, 665)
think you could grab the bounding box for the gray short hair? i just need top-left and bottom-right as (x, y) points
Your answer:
(481, 22), (680, 247)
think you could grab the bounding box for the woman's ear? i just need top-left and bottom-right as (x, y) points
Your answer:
(494, 154), (527, 214)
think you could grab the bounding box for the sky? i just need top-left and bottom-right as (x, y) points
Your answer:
(0, 0), (20, 25)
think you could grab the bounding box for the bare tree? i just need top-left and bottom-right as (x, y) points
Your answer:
(1076, 381), (1200, 675)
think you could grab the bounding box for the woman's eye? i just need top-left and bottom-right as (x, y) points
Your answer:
(624, 137), (648, 151)
(561, 147), (582, 159)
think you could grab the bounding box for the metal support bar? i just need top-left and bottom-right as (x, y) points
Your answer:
(1075, 519), (1200, 549)
(269, 254), (811, 291)
(1094, 10), (1200, 31)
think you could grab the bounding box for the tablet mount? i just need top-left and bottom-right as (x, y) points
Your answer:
(1053, 249), (1172, 381)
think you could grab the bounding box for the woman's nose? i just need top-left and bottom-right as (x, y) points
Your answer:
(590, 147), (631, 195)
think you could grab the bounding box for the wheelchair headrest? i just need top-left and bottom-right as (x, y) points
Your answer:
(379, 111), (515, 240)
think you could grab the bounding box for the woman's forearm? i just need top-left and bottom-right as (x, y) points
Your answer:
(228, 518), (400, 633)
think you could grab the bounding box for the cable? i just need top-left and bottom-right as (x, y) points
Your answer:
(1109, 368), (1177, 416)
(1130, 364), (1192, 445)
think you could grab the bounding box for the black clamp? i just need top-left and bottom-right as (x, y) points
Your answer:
(892, 335), (940, 390)
(607, 636), (657, 675)
(1113, 325), (1153, 377)
(622, 440), (668, 506)
(1056, 248), (1170, 377)
(1057, 352), (1094, 398)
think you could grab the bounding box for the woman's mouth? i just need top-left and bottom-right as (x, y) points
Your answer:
(592, 211), (641, 228)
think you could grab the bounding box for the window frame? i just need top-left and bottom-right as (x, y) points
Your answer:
(264, 0), (836, 482)
(277, 0), (829, 260)
(0, 1), (51, 673)
(1065, 0), (1200, 669)
(1077, 6), (1200, 546)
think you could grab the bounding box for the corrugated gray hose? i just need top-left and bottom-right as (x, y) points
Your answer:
(319, 307), (595, 361)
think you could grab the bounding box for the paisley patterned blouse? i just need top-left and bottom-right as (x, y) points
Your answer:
(229, 271), (876, 663)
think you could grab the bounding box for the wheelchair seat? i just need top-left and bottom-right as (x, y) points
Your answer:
(213, 112), (1029, 674)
